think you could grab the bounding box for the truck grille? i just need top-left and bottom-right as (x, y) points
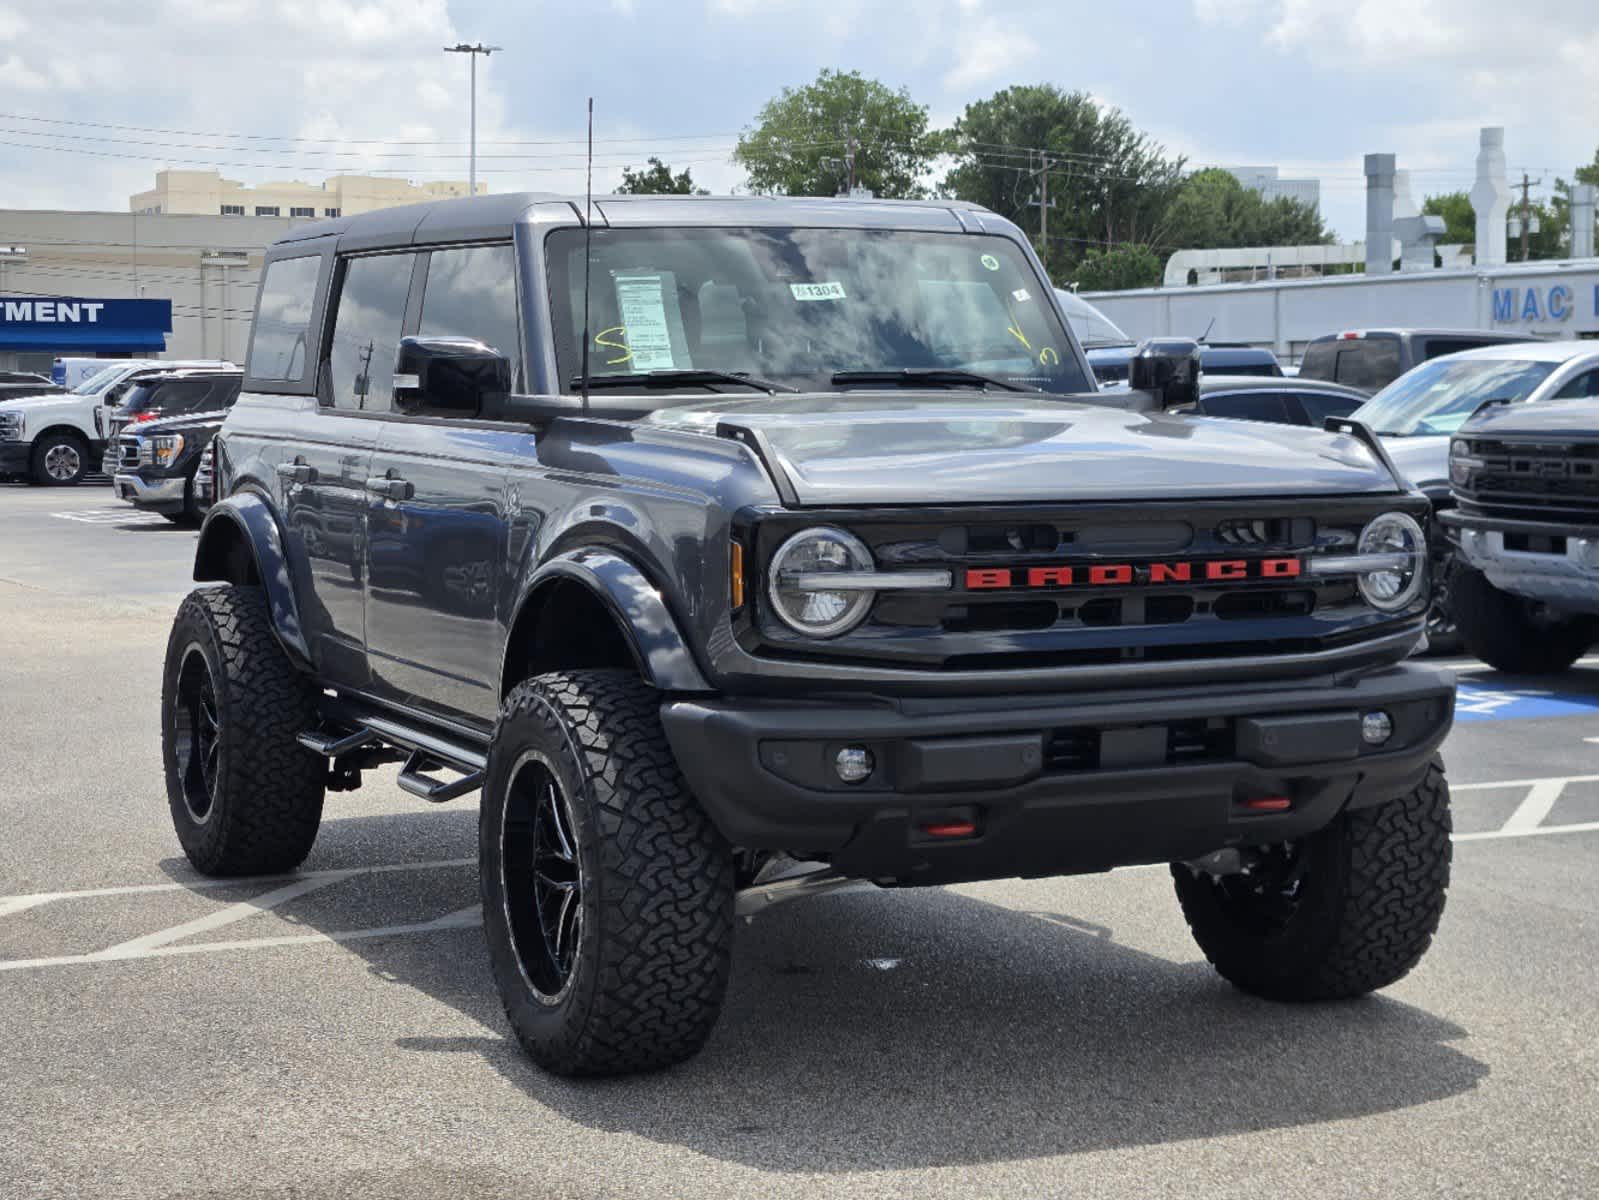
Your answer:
(1457, 439), (1599, 520)
(749, 499), (1419, 673)
(118, 435), (143, 469)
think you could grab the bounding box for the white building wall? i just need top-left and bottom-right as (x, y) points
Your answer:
(1085, 262), (1599, 361)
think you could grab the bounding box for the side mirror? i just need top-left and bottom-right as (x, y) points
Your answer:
(394, 336), (511, 418)
(1127, 338), (1201, 411)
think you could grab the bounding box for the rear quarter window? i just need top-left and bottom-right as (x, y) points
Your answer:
(246, 254), (324, 386)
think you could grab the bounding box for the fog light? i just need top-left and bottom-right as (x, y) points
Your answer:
(834, 746), (874, 783)
(1361, 711), (1393, 746)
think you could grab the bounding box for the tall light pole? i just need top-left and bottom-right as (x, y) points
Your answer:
(444, 42), (501, 196)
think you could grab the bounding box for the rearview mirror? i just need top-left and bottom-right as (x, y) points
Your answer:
(1127, 338), (1202, 411)
(394, 336), (511, 418)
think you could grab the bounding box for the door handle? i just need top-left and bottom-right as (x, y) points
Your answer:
(276, 460), (317, 485)
(365, 475), (414, 502)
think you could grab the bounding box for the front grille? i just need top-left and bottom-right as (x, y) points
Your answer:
(1460, 439), (1599, 519)
(748, 499), (1417, 674)
(118, 435), (142, 469)
(194, 442), (216, 504)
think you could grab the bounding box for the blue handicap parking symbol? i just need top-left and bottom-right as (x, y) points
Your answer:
(1454, 681), (1599, 723)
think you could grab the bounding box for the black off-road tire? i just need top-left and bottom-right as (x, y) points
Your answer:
(161, 585), (325, 875)
(480, 669), (735, 1076)
(30, 429), (90, 485)
(1452, 564), (1595, 674)
(1173, 761), (1451, 1001)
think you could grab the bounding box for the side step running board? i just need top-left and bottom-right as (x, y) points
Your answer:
(298, 709), (489, 804)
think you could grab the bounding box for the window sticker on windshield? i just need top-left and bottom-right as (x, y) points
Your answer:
(980, 254), (1000, 271)
(1012, 288), (1031, 303)
(613, 274), (678, 371)
(790, 281), (847, 302)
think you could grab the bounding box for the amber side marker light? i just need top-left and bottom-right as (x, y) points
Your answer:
(730, 539), (746, 610)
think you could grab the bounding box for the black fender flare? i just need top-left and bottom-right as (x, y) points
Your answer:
(507, 548), (712, 693)
(192, 491), (312, 671)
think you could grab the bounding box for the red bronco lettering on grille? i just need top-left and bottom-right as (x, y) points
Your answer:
(964, 557), (1300, 590)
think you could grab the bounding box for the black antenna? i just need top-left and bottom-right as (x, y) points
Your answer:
(579, 97), (594, 413)
(1197, 316), (1215, 344)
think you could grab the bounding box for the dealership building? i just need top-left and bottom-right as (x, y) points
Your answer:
(0, 173), (477, 375)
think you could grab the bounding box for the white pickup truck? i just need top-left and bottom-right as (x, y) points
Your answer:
(0, 359), (234, 485)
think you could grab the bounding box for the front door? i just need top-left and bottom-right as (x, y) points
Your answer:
(359, 242), (528, 729)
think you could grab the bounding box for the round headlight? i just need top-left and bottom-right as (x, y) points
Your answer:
(767, 526), (875, 637)
(1356, 512), (1427, 612)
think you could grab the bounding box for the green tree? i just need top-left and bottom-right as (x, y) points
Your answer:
(1575, 146), (1599, 188)
(1070, 244), (1162, 291)
(1421, 190), (1475, 245)
(942, 84), (1182, 281)
(732, 69), (941, 199)
(1160, 168), (1329, 253)
(615, 157), (708, 195)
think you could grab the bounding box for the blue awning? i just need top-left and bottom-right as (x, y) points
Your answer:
(0, 297), (172, 353)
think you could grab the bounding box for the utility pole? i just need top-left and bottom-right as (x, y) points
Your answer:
(839, 123), (859, 195)
(444, 42), (502, 196)
(1027, 152), (1057, 251)
(1512, 171), (1542, 262)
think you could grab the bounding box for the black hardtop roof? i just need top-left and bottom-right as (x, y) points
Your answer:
(270, 191), (1002, 252)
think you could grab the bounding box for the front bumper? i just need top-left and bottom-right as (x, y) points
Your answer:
(0, 441), (28, 476)
(113, 472), (186, 513)
(661, 663), (1455, 885)
(1441, 510), (1599, 614)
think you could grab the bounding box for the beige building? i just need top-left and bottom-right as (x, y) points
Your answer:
(0, 208), (312, 373)
(130, 169), (483, 219)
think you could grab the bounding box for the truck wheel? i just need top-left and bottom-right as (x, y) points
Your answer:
(480, 669), (734, 1076)
(1452, 564), (1595, 673)
(30, 430), (89, 485)
(1172, 760), (1450, 1001)
(161, 585), (325, 875)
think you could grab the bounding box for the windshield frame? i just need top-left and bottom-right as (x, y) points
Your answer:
(1352, 356), (1560, 436)
(539, 224), (1093, 399)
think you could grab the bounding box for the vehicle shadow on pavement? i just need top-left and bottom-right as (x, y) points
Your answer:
(240, 810), (1486, 1173)
(151, 808), (1485, 1172)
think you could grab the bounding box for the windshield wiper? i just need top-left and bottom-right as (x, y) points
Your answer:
(571, 369), (798, 394)
(830, 368), (1032, 393)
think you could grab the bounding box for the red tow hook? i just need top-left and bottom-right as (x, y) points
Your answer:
(920, 820), (978, 838)
(1239, 795), (1292, 813)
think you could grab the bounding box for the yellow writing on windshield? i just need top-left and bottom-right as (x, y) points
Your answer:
(594, 325), (631, 366)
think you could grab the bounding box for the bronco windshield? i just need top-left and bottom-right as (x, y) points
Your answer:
(1353, 357), (1558, 436)
(545, 227), (1091, 395)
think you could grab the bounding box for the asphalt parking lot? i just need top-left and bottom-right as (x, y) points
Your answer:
(3, 482), (1597, 1200)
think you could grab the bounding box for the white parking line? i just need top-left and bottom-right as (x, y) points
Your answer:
(1501, 780), (1567, 834)
(50, 509), (167, 525)
(96, 875), (344, 958)
(1455, 820), (1599, 843)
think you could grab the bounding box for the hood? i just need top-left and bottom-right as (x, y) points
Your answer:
(0, 391), (74, 413)
(644, 392), (1397, 506)
(1379, 434), (1450, 493)
(1463, 396), (1599, 440)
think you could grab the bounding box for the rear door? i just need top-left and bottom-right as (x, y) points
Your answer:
(283, 249), (419, 690)
(362, 242), (527, 728)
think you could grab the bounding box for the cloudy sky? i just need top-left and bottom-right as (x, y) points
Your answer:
(1, 0), (1595, 240)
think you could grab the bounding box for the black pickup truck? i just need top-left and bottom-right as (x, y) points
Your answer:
(162, 193), (1455, 1076)
(1444, 397), (1599, 671)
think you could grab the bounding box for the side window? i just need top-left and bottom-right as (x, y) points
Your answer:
(1295, 391), (1363, 426)
(326, 252), (416, 412)
(1199, 392), (1290, 423)
(246, 255), (323, 384)
(1553, 369), (1599, 400)
(161, 381), (213, 415)
(1335, 340), (1400, 391)
(416, 244), (524, 392)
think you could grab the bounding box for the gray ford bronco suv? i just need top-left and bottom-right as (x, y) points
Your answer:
(162, 193), (1455, 1076)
